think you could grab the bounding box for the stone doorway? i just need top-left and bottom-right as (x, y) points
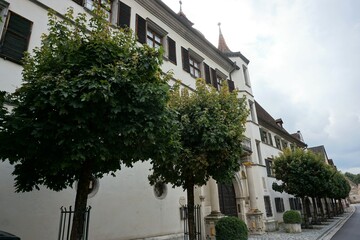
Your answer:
(218, 182), (237, 217)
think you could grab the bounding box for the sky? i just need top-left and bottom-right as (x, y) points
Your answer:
(162, 0), (360, 174)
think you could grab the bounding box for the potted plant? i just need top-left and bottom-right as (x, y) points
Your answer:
(283, 210), (302, 233)
(215, 216), (248, 240)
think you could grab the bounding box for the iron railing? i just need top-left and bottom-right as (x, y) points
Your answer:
(58, 206), (91, 240)
(180, 205), (202, 240)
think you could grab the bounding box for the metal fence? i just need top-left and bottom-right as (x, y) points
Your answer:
(180, 205), (202, 240)
(58, 206), (91, 240)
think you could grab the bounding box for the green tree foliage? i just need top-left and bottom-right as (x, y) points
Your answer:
(0, 7), (174, 240)
(215, 216), (248, 240)
(272, 148), (331, 227)
(345, 172), (360, 185)
(149, 79), (248, 240)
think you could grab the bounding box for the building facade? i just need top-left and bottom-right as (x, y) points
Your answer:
(0, 0), (333, 239)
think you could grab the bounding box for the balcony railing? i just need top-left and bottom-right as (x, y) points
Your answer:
(241, 137), (252, 153)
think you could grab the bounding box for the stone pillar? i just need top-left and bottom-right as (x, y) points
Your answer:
(244, 161), (265, 234)
(204, 178), (223, 240)
(245, 163), (257, 209)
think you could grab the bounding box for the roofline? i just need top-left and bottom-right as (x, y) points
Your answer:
(136, 0), (249, 71)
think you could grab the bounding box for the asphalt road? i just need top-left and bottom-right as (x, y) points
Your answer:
(331, 205), (360, 240)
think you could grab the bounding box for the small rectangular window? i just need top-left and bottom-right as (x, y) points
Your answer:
(274, 136), (281, 149)
(84, 0), (111, 19)
(264, 196), (273, 217)
(265, 159), (275, 177)
(243, 64), (251, 87)
(147, 28), (162, 49)
(189, 57), (201, 78)
(275, 197), (285, 213)
(0, 11), (33, 64)
(289, 197), (302, 210)
(281, 140), (288, 150)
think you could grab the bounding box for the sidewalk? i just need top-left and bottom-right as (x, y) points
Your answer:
(248, 206), (355, 240)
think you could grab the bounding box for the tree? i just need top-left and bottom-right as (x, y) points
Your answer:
(149, 79), (249, 240)
(0, 8), (175, 240)
(345, 172), (360, 185)
(328, 171), (351, 214)
(272, 148), (330, 228)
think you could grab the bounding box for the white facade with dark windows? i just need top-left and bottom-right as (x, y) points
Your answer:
(0, 0), (331, 239)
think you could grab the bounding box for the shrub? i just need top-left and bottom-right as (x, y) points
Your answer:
(215, 216), (248, 240)
(283, 210), (302, 224)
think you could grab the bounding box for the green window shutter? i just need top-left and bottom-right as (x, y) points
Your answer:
(167, 36), (177, 65)
(136, 14), (146, 44)
(227, 79), (235, 92)
(210, 68), (218, 90)
(203, 63), (211, 85)
(181, 47), (190, 73)
(0, 11), (33, 64)
(118, 1), (131, 28)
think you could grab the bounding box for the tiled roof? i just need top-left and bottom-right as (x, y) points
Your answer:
(255, 101), (307, 146)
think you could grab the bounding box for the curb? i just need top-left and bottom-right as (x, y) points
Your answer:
(316, 205), (356, 240)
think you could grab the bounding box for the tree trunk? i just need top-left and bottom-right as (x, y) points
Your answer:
(302, 197), (310, 228)
(338, 199), (344, 214)
(186, 181), (196, 240)
(332, 198), (338, 216)
(324, 197), (331, 218)
(317, 197), (325, 221)
(311, 197), (319, 224)
(70, 160), (93, 240)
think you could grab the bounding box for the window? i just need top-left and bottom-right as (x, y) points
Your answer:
(256, 140), (263, 165)
(265, 159), (275, 177)
(281, 140), (288, 150)
(147, 28), (162, 49)
(136, 15), (173, 58)
(260, 128), (273, 146)
(290, 143), (296, 151)
(189, 56), (201, 78)
(0, 11), (33, 64)
(73, 0), (111, 19)
(289, 198), (302, 210)
(242, 64), (251, 87)
(249, 100), (256, 122)
(153, 181), (167, 199)
(0, 1), (9, 35)
(274, 136), (281, 149)
(181, 47), (204, 78)
(264, 196), (273, 217)
(275, 198), (285, 213)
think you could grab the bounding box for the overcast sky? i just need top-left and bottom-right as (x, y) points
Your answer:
(162, 0), (360, 174)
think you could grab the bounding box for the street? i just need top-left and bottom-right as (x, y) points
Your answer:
(331, 204), (360, 240)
